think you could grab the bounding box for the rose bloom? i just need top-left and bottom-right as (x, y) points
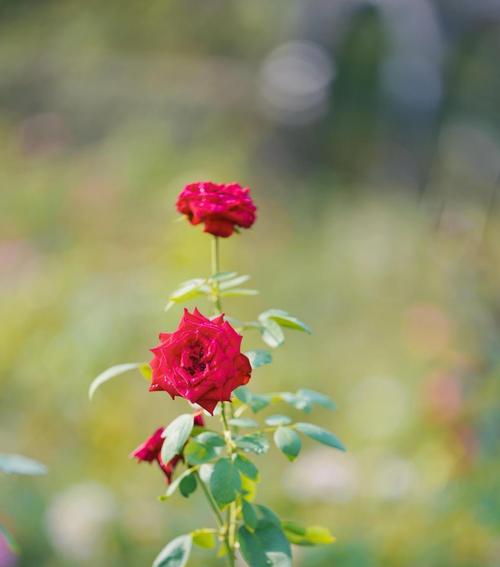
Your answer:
(176, 181), (256, 238)
(149, 308), (252, 414)
(131, 414), (204, 483)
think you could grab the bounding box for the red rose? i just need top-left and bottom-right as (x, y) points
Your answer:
(194, 412), (205, 427)
(131, 427), (164, 463)
(131, 413), (204, 483)
(176, 181), (257, 238)
(131, 427), (180, 483)
(157, 454), (182, 484)
(149, 308), (252, 414)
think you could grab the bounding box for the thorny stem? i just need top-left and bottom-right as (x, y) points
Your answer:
(211, 236), (238, 567)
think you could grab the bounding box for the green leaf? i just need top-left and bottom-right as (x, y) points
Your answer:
(179, 472), (197, 498)
(241, 475), (258, 502)
(274, 427), (301, 462)
(296, 389), (336, 410)
(280, 392), (312, 413)
(235, 434), (270, 455)
(256, 505), (281, 525)
(265, 415), (292, 427)
(209, 458), (241, 508)
(234, 386), (252, 404)
(234, 387), (270, 413)
(219, 274), (251, 289)
(245, 350), (273, 369)
(161, 414), (194, 463)
(170, 279), (207, 299)
(259, 309), (312, 334)
(260, 319), (285, 349)
(242, 499), (258, 530)
(199, 463), (214, 483)
(220, 289), (259, 297)
(238, 507), (292, 567)
(281, 521), (336, 546)
(194, 431), (225, 447)
(165, 468), (198, 498)
(209, 271), (238, 282)
(234, 454), (259, 481)
(139, 363), (153, 381)
(184, 440), (216, 465)
(165, 279), (209, 311)
(152, 534), (192, 567)
(217, 542), (229, 558)
(228, 418), (258, 429)
(88, 362), (143, 400)
(295, 423), (346, 451)
(191, 529), (216, 549)
(0, 454), (47, 475)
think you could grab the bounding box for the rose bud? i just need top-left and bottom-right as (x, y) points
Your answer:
(131, 427), (165, 463)
(176, 181), (256, 238)
(149, 308), (252, 414)
(131, 414), (202, 483)
(157, 454), (182, 485)
(194, 413), (205, 427)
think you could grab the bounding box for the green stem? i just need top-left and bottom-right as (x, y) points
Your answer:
(220, 402), (238, 565)
(196, 471), (235, 566)
(211, 238), (237, 566)
(227, 501), (237, 562)
(195, 471), (224, 527)
(211, 236), (223, 314)
(221, 402), (231, 433)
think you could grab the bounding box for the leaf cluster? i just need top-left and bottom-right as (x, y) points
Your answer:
(89, 257), (344, 567)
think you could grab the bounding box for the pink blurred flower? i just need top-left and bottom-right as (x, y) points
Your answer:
(0, 527), (17, 567)
(424, 371), (463, 423)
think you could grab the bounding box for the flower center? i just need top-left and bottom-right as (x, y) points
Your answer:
(184, 341), (206, 376)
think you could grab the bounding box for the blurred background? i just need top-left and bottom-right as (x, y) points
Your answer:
(1, 0), (500, 565)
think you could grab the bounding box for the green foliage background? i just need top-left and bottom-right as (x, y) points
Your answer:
(1, 1), (500, 566)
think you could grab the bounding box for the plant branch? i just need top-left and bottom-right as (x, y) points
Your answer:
(195, 471), (235, 566)
(211, 236), (223, 314)
(195, 471), (224, 527)
(211, 237), (237, 566)
(220, 401), (238, 566)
